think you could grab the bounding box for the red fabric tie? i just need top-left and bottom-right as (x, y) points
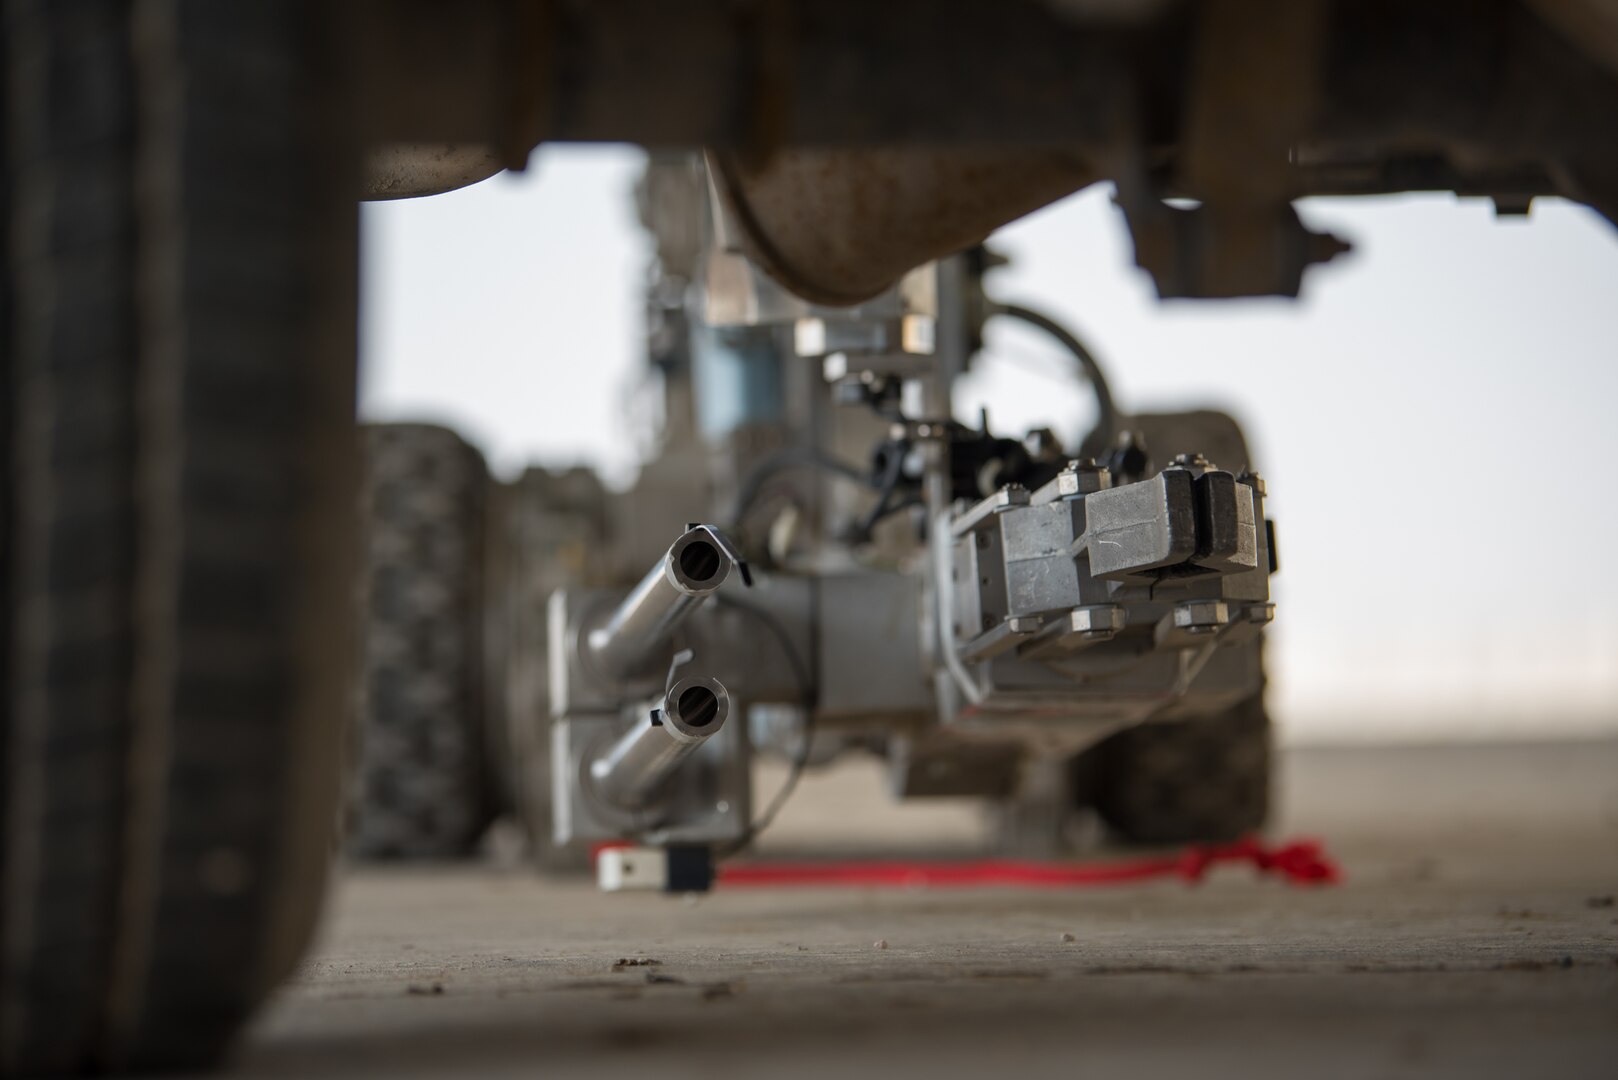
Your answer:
(716, 836), (1341, 890)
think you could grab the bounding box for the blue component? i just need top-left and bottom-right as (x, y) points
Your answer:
(691, 323), (783, 441)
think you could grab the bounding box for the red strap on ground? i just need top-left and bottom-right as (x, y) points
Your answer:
(716, 836), (1341, 889)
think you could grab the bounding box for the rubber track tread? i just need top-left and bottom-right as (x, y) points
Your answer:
(348, 424), (490, 860)
(1090, 693), (1272, 846)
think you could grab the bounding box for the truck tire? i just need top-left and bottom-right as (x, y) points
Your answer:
(1087, 693), (1272, 845)
(347, 424), (492, 859)
(1, 1), (356, 1072)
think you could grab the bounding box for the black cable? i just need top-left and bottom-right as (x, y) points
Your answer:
(991, 302), (1117, 457)
(710, 592), (816, 859)
(868, 493), (924, 525)
(848, 437), (910, 543)
(728, 444), (872, 529)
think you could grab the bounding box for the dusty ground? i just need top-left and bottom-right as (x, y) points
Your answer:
(235, 740), (1618, 1079)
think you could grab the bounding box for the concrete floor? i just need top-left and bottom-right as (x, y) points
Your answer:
(236, 740), (1618, 1079)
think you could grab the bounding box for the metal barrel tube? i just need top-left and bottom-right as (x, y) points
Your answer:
(586, 526), (732, 680)
(589, 675), (731, 811)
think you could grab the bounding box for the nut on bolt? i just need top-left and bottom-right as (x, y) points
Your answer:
(1032, 459), (1111, 504)
(1068, 604), (1126, 636)
(1172, 599), (1230, 633)
(1070, 459), (1111, 494)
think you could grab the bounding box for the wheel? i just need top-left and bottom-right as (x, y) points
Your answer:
(1, 1), (356, 1072)
(1085, 693), (1272, 845)
(347, 423), (493, 859)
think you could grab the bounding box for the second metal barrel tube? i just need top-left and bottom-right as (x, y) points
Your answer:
(589, 675), (732, 811)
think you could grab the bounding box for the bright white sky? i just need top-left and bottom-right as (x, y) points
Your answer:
(361, 145), (1618, 743)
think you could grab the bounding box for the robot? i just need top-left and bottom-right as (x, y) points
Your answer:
(524, 157), (1277, 882)
(350, 157), (1278, 878)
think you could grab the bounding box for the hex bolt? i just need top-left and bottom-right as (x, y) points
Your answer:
(1172, 600), (1230, 631)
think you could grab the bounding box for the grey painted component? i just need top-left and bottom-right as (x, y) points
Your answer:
(1192, 470), (1260, 573)
(1081, 470), (1200, 581)
(1030, 460), (1111, 505)
(816, 572), (935, 723)
(951, 485), (1030, 537)
(1154, 599), (1232, 650)
(1001, 501), (1088, 618)
(488, 466), (612, 872)
(957, 617), (1044, 664)
(941, 446), (1276, 738)
(1019, 605), (1128, 659)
